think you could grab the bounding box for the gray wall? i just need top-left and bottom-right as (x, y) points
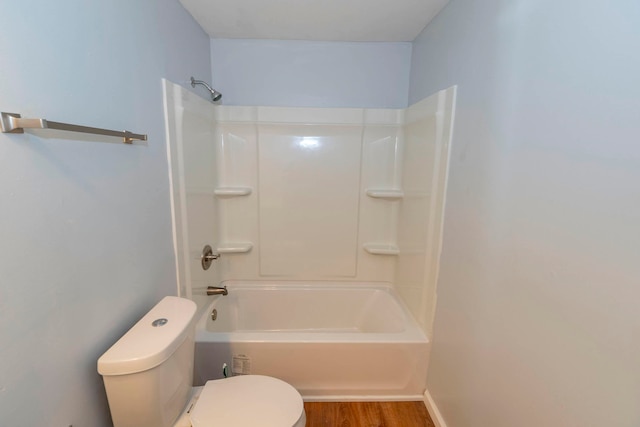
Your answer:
(410, 0), (640, 426)
(210, 38), (412, 108)
(0, 1), (210, 425)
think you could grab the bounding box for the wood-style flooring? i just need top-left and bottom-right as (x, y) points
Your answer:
(303, 401), (435, 427)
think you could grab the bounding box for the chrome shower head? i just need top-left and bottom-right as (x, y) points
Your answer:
(190, 77), (222, 102)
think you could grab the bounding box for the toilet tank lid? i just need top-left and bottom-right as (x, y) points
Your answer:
(97, 296), (197, 376)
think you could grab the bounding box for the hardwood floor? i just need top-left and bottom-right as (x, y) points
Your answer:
(303, 401), (435, 427)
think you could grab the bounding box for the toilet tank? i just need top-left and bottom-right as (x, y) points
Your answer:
(98, 297), (197, 427)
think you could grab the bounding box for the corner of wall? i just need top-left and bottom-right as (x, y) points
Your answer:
(423, 389), (448, 427)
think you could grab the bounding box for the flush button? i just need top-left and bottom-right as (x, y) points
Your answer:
(152, 318), (168, 327)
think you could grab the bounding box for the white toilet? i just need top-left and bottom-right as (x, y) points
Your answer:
(97, 296), (306, 427)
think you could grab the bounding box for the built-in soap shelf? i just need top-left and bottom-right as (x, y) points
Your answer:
(363, 243), (399, 256)
(213, 187), (252, 197)
(365, 189), (404, 200)
(364, 189), (402, 255)
(217, 243), (253, 254)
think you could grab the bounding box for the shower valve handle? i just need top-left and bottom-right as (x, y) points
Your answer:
(201, 245), (220, 270)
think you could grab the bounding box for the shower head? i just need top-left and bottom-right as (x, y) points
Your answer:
(190, 77), (222, 102)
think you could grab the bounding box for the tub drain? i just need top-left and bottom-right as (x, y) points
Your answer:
(211, 309), (217, 321)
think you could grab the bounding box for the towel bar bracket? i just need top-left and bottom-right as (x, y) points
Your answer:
(0, 112), (26, 134)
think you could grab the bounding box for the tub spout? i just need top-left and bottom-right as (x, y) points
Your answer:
(207, 286), (228, 296)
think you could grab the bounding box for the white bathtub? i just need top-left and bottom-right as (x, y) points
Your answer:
(193, 281), (430, 401)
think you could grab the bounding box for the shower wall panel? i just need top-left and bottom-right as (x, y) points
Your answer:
(213, 122), (260, 280)
(258, 124), (363, 277)
(208, 107), (403, 282)
(357, 123), (404, 280)
(163, 81), (221, 305)
(395, 87), (456, 335)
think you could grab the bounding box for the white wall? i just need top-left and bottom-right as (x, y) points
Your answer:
(210, 39), (412, 108)
(0, 1), (210, 426)
(410, 1), (640, 426)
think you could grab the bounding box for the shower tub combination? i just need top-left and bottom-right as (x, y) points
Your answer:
(193, 281), (429, 401)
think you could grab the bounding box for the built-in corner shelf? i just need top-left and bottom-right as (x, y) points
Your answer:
(365, 189), (404, 200)
(363, 244), (399, 256)
(217, 243), (253, 254)
(213, 187), (252, 197)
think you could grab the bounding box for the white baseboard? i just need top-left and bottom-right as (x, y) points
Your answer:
(302, 394), (423, 402)
(423, 389), (447, 427)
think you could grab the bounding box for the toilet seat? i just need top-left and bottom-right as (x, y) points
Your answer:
(189, 375), (305, 427)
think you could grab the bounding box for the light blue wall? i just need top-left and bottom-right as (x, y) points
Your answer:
(410, 1), (640, 426)
(0, 1), (210, 425)
(210, 39), (412, 108)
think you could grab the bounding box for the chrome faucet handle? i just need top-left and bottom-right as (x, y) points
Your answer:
(201, 245), (220, 270)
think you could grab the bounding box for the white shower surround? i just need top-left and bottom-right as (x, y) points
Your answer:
(163, 78), (455, 343)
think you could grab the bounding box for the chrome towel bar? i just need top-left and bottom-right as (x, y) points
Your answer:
(1, 112), (147, 144)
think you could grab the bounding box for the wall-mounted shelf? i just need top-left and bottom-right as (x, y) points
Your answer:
(217, 243), (253, 254)
(365, 189), (404, 200)
(363, 244), (399, 256)
(214, 187), (252, 197)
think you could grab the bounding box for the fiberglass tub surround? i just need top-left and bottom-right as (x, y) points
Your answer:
(164, 80), (455, 335)
(194, 281), (429, 400)
(163, 79), (456, 400)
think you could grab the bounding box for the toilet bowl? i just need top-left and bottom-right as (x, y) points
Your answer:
(97, 296), (305, 427)
(174, 376), (306, 427)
